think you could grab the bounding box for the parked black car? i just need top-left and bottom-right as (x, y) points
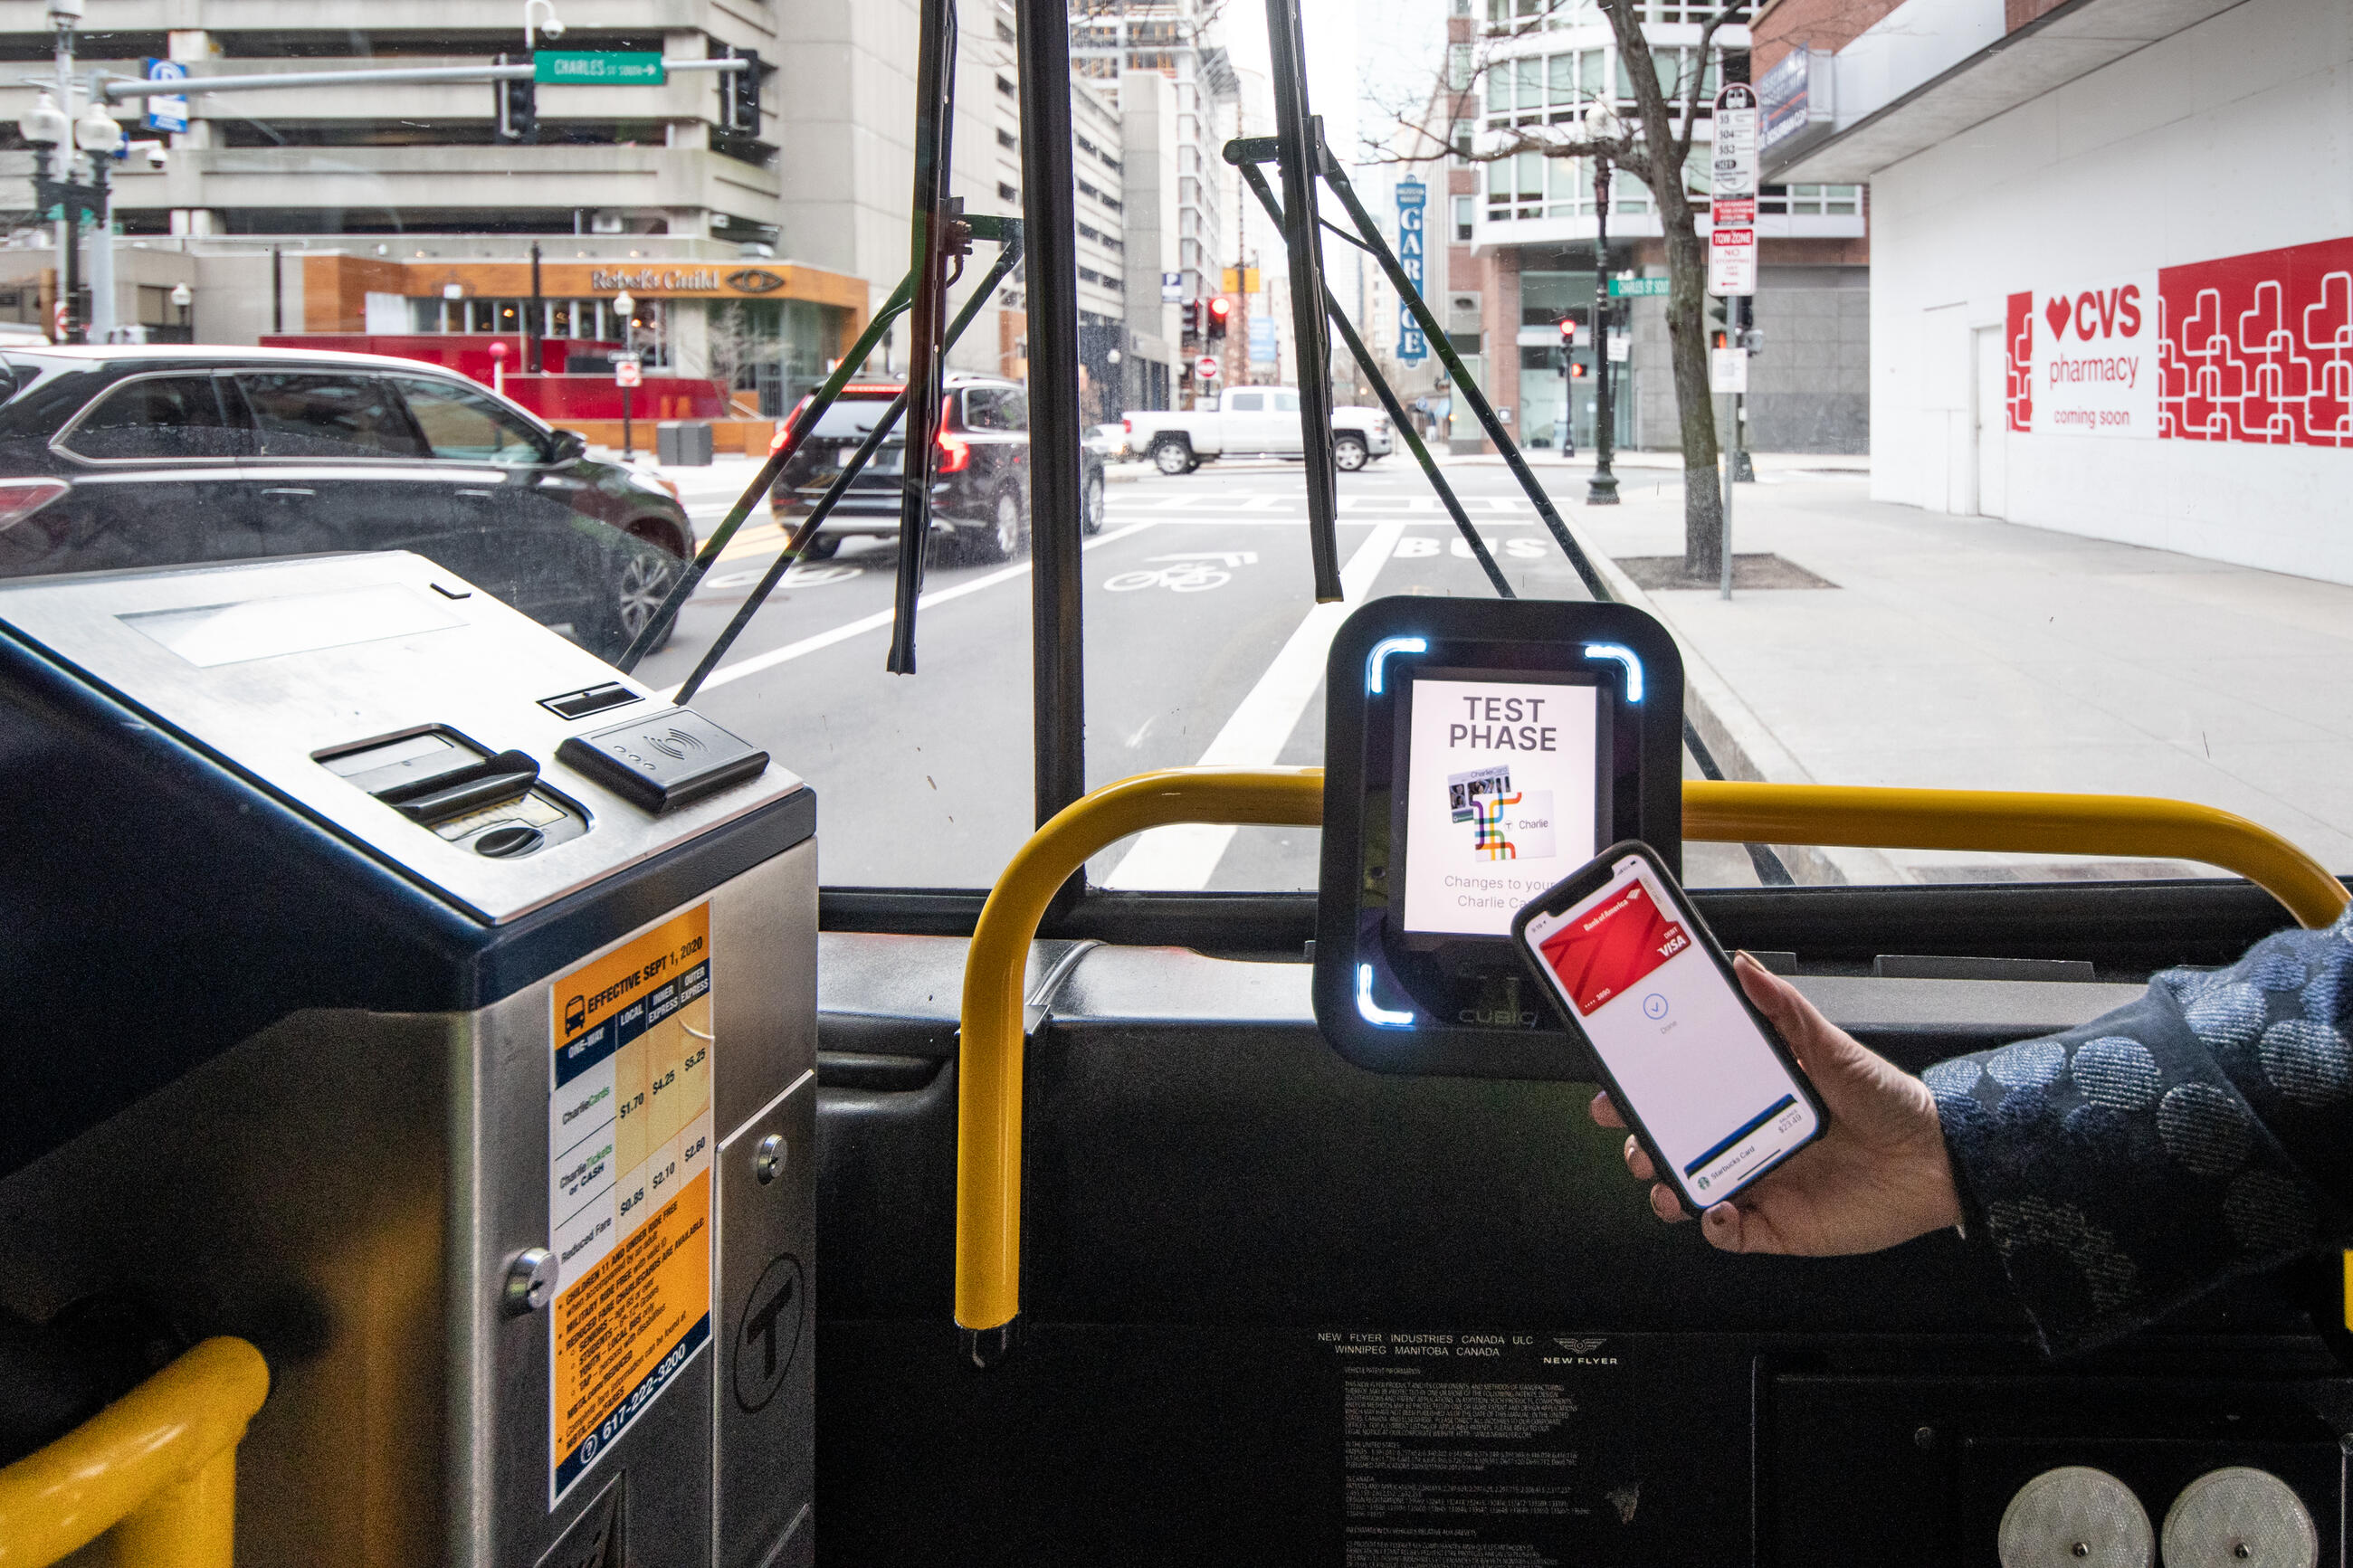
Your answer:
(768, 373), (1106, 562)
(0, 347), (696, 660)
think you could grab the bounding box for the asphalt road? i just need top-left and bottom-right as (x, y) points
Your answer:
(637, 458), (1756, 891)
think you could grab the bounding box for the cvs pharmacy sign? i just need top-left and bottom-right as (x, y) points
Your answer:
(2009, 273), (2157, 437)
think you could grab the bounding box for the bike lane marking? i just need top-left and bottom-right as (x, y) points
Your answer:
(1100, 517), (1407, 890)
(681, 518), (1161, 695)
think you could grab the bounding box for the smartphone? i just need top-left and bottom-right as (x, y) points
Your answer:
(1510, 841), (1825, 1212)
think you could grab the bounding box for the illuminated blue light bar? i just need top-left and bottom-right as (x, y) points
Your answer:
(1366, 635), (1427, 695)
(1582, 642), (1643, 703)
(1356, 964), (1415, 1028)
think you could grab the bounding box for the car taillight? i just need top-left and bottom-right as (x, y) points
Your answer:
(937, 431), (971, 473)
(0, 478), (66, 531)
(1121, 416), (1132, 432)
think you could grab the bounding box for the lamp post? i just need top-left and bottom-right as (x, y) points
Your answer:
(168, 280), (191, 342)
(73, 87), (121, 344)
(17, 93), (69, 339)
(1582, 100), (1621, 507)
(613, 288), (637, 458)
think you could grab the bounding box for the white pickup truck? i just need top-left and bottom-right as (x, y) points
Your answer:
(1123, 386), (1395, 476)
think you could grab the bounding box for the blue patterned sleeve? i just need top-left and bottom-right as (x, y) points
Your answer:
(1924, 911), (2353, 1355)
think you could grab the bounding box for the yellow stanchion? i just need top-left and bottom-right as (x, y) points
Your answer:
(954, 769), (2347, 1337)
(0, 1336), (270, 1568)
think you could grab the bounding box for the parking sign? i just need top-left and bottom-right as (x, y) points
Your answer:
(143, 59), (188, 135)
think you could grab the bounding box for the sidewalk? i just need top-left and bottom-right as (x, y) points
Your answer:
(1558, 471), (2353, 884)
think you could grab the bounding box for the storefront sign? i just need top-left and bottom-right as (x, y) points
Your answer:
(1396, 178), (1429, 364)
(1759, 50), (1836, 162)
(2007, 234), (2353, 446)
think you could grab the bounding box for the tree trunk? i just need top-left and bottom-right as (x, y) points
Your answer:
(1664, 222), (1722, 575)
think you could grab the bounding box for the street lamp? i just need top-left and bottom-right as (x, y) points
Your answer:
(71, 98), (119, 156)
(17, 92), (67, 162)
(1581, 100), (1623, 507)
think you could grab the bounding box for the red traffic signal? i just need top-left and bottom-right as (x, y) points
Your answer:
(1206, 296), (1232, 339)
(1557, 317), (1576, 341)
(1570, 362), (1587, 378)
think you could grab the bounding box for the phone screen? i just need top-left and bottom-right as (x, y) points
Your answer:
(1522, 853), (1819, 1202)
(1398, 673), (1606, 936)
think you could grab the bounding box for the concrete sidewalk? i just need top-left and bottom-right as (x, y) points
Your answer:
(1557, 470), (2353, 885)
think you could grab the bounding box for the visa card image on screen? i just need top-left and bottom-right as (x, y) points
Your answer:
(1522, 851), (1820, 1203)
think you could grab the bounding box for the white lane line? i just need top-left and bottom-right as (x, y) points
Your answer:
(681, 518), (1160, 696)
(1101, 518), (1406, 890)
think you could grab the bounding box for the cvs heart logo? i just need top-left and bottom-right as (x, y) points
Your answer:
(2044, 296), (2073, 342)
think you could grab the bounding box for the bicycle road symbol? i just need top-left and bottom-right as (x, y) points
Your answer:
(1104, 551), (1259, 594)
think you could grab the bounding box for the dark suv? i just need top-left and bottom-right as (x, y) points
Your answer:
(769, 374), (1105, 562)
(0, 347), (696, 660)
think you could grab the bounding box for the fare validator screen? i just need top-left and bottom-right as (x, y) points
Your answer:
(1525, 854), (1819, 1201)
(1398, 673), (1605, 936)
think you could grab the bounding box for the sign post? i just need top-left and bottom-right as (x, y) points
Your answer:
(1395, 177), (1428, 365)
(614, 352), (643, 457)
(1710, 81), (1760, 599)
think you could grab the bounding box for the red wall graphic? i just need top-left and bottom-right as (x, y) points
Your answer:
(2008, 236), (2353, 447)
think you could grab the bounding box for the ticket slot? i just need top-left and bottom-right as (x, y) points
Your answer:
(375, 749), (540, 827)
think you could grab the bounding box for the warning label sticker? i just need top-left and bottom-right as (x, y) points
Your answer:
(1317, 1330), (1645, 1565)
(548, 904), (714, 1506)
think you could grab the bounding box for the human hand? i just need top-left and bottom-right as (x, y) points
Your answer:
(1588, 953), (1963, 1255)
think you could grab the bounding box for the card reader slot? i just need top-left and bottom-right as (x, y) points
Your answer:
(373, 748), (540, 827)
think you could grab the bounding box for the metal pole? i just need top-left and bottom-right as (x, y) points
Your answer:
(270, 245), (282, 334)
(884, 0), (957, 677)
(96, 58), (748, 101)
(1015, 0), (1087, 821)
(1588, 154), (1618, 506)
(1720, 389), (1734, 599)
(1262, 0), (1342, 602)
(622, 314), (634, 457)
(53, 13), (75, 344)
(528, 240), (543, 373)
(87, 147), (112, 343)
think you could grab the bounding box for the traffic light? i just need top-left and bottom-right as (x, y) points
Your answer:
(495, 54), (537, 143)
(1181, 300), (1201, 336)
(1205, 296), (1231, 340)
(1708, 294), (1730, 351)
(1557, 316), (1575, 345)
(1570, 362), (1587, 378)
(720, 46), (761, 133)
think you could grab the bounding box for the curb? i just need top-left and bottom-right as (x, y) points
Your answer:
(1561, 521), (1898, 886)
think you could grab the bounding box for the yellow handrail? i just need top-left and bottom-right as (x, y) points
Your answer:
(957, 766), (1325, 1336)
(1683, 780), (2348, 931)
(0, 1336), (271, 1568)
(954, 769), (2347, 1335)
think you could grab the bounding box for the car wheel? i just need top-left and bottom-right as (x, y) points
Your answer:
(966, 487), (1029, 564)
(1334, 434), (1370, 472)
(1151, 438), (1192, 476)
(796, 532), (842, 561)
(1083, 470), (1106, 535)
(584, 546), (679, 662)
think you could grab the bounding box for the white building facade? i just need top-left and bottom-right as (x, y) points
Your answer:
(1772, 0), (2353, 584)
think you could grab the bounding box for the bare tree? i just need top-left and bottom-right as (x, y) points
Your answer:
(1367, 1), (1748, 575)
(705, 303), (767, 415)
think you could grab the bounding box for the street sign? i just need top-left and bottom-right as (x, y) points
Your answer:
(614, 354), (643, 387)
(1710, 345), (1748, 393)
(1395, 177), (1428, 364)
(1194, 355), (1220, 381)
(1161, 271), (1182, 302)
(535, 52), (667, 86)
(1607, 332), (1631, 364)
(143, 59), (188, 134)
(1609, 276), (1670, 298)
(1219, 267), (1262, 294)
(1709, 82), (1759, 299)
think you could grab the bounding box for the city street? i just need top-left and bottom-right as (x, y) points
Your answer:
(638, 445), (2353, 897)
(636, 455), (1611, 891)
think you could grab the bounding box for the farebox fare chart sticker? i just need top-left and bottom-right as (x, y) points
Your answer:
(548, 904), (715, 1506)
(1404, 679), (1598, 936)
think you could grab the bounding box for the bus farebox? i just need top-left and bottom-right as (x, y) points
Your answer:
(1311, 594), (1682, 1079)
